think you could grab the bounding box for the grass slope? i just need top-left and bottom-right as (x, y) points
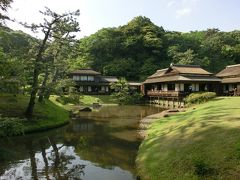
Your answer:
(0, 94), (69, 135)
(137, 97), (240, 180)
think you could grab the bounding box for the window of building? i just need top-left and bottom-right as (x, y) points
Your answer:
(79, 86), (83, 92)
(88, 86), (92, 92)
(200, 84), (207, 91)
(184, 84), (192, 92)
(101, 86), (105, 91)
(88, 76), (94, 81)
(73, 75), (80, 81)
(167, 84), (175, 91)
(80, 76), (88, 81)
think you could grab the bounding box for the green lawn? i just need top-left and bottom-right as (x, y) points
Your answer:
(0, 94), (69, 136)
(137, 97), (240, 180)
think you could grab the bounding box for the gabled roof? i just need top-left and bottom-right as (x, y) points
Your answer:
(216, 64), (240, 77)
(148, 68), (168, 78)
(144, 64), (216, 84)
(70, 69), (101, 75)
(166, 64), (212, 75)
(144, 75), (221, 84)
(147, 64), (212, 79)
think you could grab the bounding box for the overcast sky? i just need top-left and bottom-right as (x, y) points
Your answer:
(6, 0), (240, 39)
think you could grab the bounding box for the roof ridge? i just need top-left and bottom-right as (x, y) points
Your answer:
(226, 64), (240, 68)
(172, 64), (201, 68)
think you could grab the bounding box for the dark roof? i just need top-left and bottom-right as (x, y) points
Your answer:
(70, 69), (101, 75)
(216, 64), (240, 77)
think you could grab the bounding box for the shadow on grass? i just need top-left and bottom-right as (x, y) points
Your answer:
(138, 124), (240, 179)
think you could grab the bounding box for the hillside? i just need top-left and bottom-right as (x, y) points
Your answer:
(71, 16), (240, 81)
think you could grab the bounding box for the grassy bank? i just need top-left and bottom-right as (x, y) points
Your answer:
(50, 94), (116, 109)
(137, 97), (240, 179)
(0, 94), (69, 136)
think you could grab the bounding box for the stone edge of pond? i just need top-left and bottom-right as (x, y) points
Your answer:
(137, 108), (186, 139)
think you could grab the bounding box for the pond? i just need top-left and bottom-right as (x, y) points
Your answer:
(0, 105), (162, 180)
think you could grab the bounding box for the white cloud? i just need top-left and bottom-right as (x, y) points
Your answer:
(182, 0), (200, 3)
(176, 8), (192, 18)
(167, 1), (177, 8)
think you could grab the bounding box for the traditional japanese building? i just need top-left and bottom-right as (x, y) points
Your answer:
(143, 64), (221, 98)
(69, 69), (118, 94)
(216, 64), (240, 96)
(70, 68), (141, 94)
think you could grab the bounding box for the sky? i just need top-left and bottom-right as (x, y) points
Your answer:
(6, 0), (240, 39)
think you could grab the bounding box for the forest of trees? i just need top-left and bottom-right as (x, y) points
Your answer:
(72, 16), (240, 81)
(1, 14), (240, 115)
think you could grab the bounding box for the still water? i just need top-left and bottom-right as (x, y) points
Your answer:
(0, 105), (161, 180)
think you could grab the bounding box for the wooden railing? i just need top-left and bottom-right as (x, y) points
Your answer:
(147, 90), (187, 97)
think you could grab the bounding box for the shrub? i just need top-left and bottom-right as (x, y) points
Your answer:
(185, 92), (216, 105)
(0, 79), (20, 94)
(128, 92), (144, 104)
(56, 94), (80, 105)
(0, 117), (25, 137)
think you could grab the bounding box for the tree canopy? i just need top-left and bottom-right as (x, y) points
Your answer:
(71, 16), (240, 81)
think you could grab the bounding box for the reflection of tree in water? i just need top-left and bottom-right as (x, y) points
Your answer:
(0, 136), (86, 179)
(47, 137), (86, 179)
(64, 121), (140, 174)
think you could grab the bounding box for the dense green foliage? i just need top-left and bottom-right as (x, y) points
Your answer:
(185, 92), (217, 105)
(71, 16), (240, 81)
(0, 116), (25, 137)
(0, 26), (35, 90)
(137, 97), (240, 179)
(56, 94), (80, 105)
(110, 78), (143, 104)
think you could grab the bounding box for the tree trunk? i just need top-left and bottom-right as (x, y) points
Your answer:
(25, 27), (51, 118)
(45, 68), (59, 99)
(38, 64), (49, 102)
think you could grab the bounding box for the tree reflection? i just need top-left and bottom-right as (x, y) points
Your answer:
(0, 136), (86, 179)
(25, 140), (38, 180)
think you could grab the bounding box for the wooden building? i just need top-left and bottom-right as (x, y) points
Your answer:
(70, 69), (118, 94)
(216, 64), (240, 96)
(70, 69), (141, 95)
(143, 64), (221, 98)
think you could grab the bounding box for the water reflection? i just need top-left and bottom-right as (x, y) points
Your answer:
(0, 105), (161, 179)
